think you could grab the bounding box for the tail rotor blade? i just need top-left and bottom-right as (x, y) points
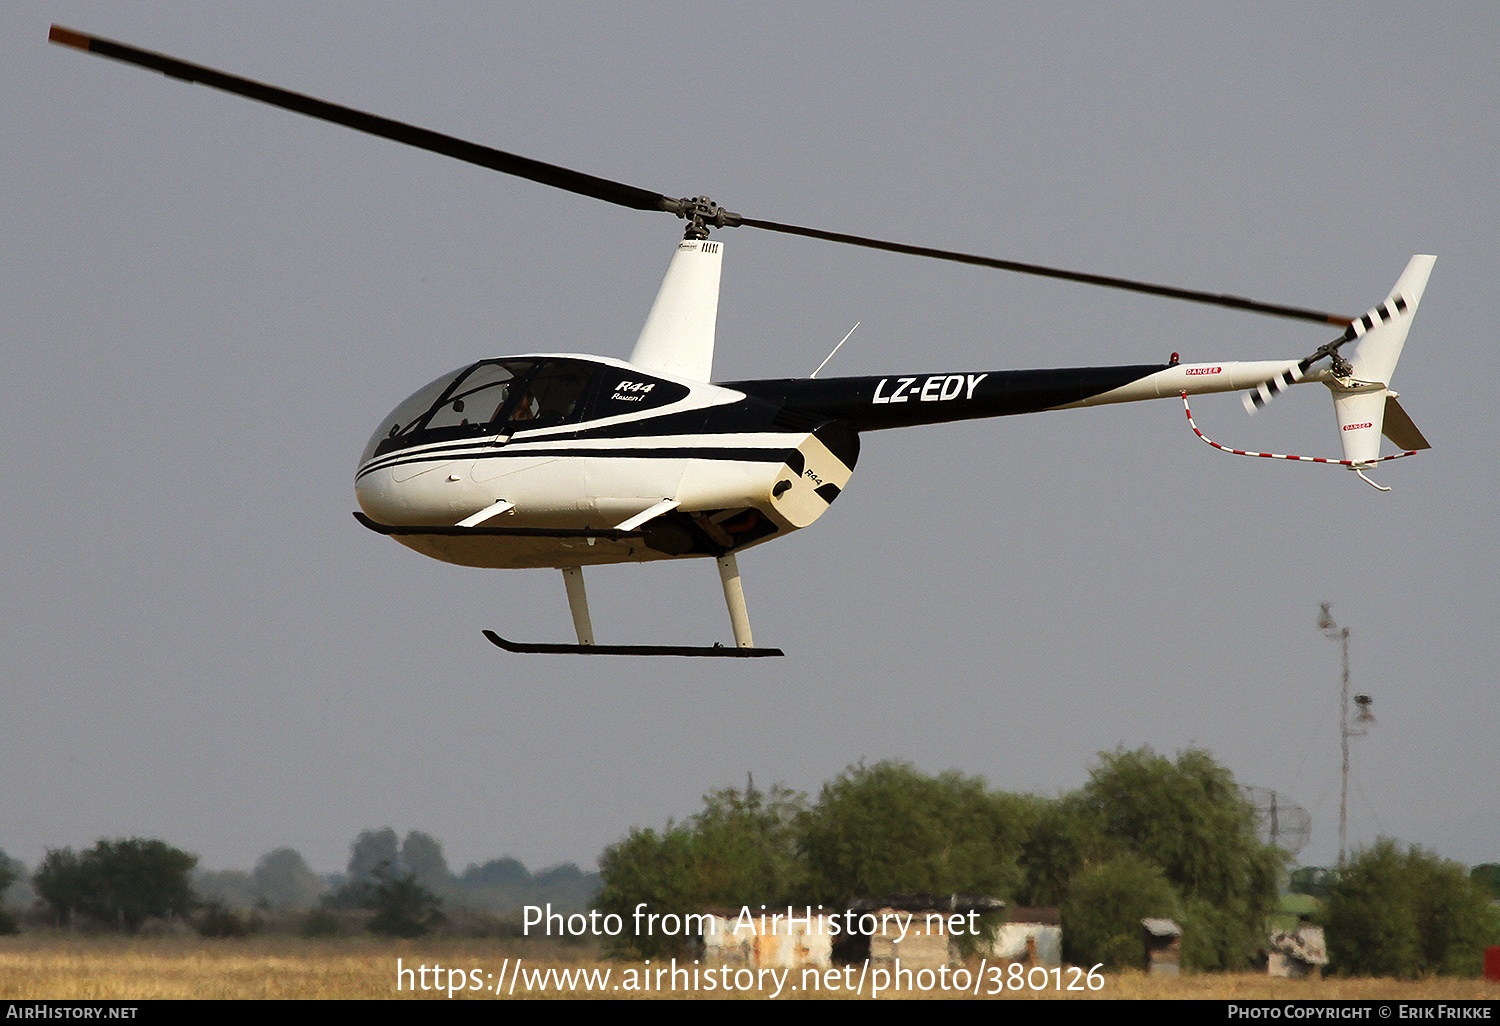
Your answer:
(1242, 256), (1433, 414)
(1243, 360), (1312, 414)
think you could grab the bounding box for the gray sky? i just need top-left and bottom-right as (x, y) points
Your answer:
(4, 1), (1496, 879)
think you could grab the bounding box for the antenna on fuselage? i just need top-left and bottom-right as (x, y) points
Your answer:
(810, 322), (860, 379)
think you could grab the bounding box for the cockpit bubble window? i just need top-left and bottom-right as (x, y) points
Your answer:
(361, 358), (617, 466)
(362, 371), (452, 466)
(361, 360), (534, 465)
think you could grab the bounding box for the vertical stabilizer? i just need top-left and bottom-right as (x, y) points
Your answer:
(1332, 254), (1435, 466)
(1346, 254), (1435, 384)
(629, 239), (723, 382)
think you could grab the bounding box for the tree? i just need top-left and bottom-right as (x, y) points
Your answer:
(399, 831), (452, 891)
(1471, 864), (1500, 901)
(800, 762), (1030, 903)
(34, 839), (197, 933)
(33, 849), (91, 928)
(346, 828), (400, 889)
(1324, 839), (1500, 978)
(1061, 854), (1179, 969)
(1078, 746), (1283, 969)
(0, 850), (25, 903)
(1015, 793), (1115, 907)
(192, 868), (257, 908)
(0, 850), (21, 934)
(529, 863), (604, 911)
(597, 823), (700, 955)
(460, 857), (530, 890)
(597, 781), (808, 956)
(453, 857), (534, 913)
(253, 848), (326, 909)
(690, 782), (808, 906)
(366, 863), (444, 938)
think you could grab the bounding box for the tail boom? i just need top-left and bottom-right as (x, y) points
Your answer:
(1055, 360), (1330, 409)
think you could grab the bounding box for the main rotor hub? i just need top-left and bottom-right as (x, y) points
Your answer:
(667, 196), (742, 239)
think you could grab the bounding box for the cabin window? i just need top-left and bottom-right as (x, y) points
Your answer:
(362, 357), (653, 467)
(499, 360), (596, 431)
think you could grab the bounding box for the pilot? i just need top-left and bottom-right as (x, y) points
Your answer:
(511, 391), (539, 421)
(488, 385), (512, 423)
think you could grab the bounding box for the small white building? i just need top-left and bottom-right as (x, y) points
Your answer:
(698, 909), (833, 970)
(984, 907), (1063, 967)
(866, 909), (955, 969)
(1143, 918), (1183, 975)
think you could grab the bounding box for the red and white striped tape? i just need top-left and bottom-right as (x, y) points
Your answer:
(1182, 392), (1417, 478)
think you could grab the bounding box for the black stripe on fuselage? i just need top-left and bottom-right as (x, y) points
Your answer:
(357, 442), (801, 481)
(357, 395), (807, 480)
(721, 365), (1170, 431)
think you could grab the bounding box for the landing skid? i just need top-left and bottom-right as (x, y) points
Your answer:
(507, 552), (781, 657)
(356, 511), (783, 656)
(482, 630), (783, 657)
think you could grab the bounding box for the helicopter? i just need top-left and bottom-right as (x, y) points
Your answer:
(49, 26), (1434, 658)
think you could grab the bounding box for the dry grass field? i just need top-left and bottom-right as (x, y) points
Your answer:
(2, 936), (1497, 1000)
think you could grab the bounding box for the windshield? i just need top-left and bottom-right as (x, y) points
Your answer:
(421, 362), (522, 432)
(360, 361), (532, 466)
(359, 358), (609, 466)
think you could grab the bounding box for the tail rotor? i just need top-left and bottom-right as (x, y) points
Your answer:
(1243, 255), (1433, 416)
(1198, 255), (1435, 489)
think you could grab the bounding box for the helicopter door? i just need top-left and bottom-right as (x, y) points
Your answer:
(574, 369), (693, 524)
(471, 360), (599, 512)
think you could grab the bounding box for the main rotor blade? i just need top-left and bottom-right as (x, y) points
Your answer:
(48, 25), (672, 214)
(52, 25), (1355, 327)
(738, 216), (1354, 327)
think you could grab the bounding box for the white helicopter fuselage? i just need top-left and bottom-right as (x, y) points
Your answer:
(354, 243), (1433, 579)
(354, 353), (857, 569)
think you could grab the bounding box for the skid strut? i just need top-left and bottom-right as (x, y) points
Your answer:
(561, 566), (595, 645)
(484, 558), (784, 657)
(717, 553), (754, 648)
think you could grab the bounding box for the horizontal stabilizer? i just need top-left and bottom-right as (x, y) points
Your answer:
(1381, 395), (1431, 451)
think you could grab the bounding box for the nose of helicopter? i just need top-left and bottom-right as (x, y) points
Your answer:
(354, 466), (405, 524)
(355, 462), (470, 526)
